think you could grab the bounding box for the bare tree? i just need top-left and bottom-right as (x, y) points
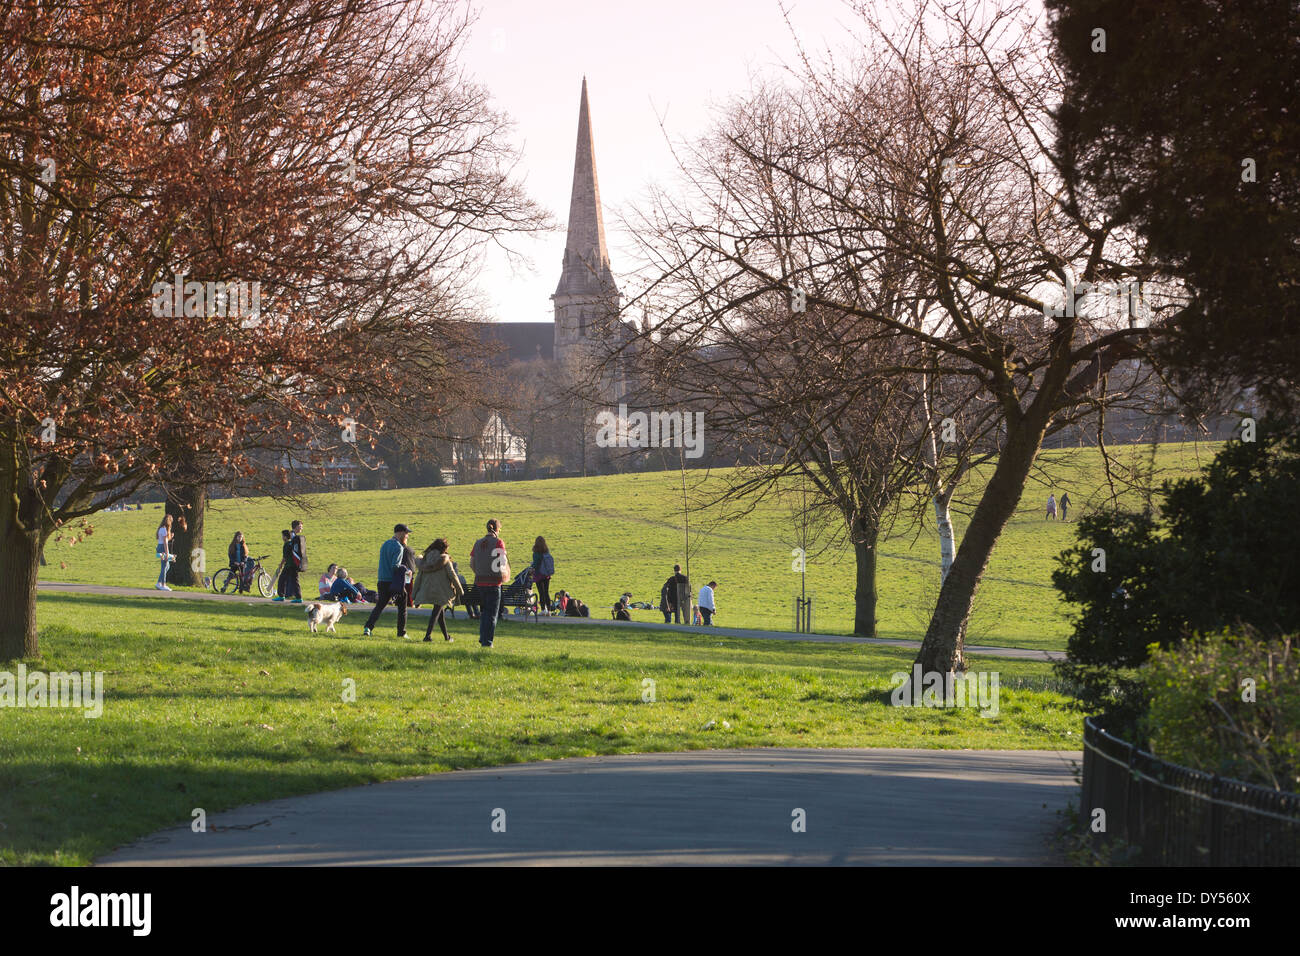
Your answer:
(616, 0), (1187, 672)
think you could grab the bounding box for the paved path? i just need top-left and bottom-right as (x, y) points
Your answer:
(38, 582), (1061, 661)
(98, 748), (1078, 866)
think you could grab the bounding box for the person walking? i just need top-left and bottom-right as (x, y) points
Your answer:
(396, 536), (417, 636)
(415, 538), (466, 642)
(667, 564), (691, 624)
(363, 524), (414, 637)
(469, 518), (509, 647)
(155, 515), (175, 590)
(530, 537), (555, 616)
(659, 580), (672, 623)
(270, 530), (288, 598)
(288, 519), (307, 597)
(697, 580), (718, 626)
(270, 529), (294, 601)
(1059, 491), (1071, 521)
(1046, 493), (1058, 521)
(278, 523), (304, 603)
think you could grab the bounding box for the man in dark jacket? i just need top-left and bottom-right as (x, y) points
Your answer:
(363, 523), (413, 637)
(665, 564), (690, 624)
(280, 526), (303, 603)
(291, 519), (307, 573)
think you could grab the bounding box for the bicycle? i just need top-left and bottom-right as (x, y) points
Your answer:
(211, 554), (273, 597)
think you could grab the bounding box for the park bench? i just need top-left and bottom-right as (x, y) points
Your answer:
(460, 568), (539, 622)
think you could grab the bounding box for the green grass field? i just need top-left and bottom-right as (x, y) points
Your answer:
(2, 442), (1222, 865)
(48, 442), (1220, 649)
(4, 592), (1080, 865)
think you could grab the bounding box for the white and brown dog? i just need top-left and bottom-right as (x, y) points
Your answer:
(305, 601), (348, 633)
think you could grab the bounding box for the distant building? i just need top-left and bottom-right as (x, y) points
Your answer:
(475, 78), (637, 391)
(284, 442), (390, 491)
(452, 411), (528, 477)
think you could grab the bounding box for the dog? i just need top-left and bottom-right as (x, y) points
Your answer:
(305, 601), (347, 633)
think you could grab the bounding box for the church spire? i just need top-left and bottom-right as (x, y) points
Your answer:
(555, 77), (617, 297)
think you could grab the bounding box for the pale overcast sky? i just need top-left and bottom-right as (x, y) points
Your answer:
(459, 0), (864, 324)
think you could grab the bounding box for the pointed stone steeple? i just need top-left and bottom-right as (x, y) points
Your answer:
(553, 79), (621, 366)
(555, 77), (618, 298)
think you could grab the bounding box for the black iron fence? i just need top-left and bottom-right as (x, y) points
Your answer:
(1081, 717), (1300, 865)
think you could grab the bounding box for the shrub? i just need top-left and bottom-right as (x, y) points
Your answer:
(1141, 630), (1300, 791)
(1053, 421), (1300, 733)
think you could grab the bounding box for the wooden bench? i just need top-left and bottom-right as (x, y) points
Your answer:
(460, 570), (539, 623)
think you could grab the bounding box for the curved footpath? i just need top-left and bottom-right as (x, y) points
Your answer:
(98, 748), (1078, 866)
(37, 581), (1061, 661)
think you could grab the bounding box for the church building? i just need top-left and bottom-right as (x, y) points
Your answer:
(481, 78), (637, 389)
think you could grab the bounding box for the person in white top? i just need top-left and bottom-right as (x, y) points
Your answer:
(155, 514), (175, 590)
(697, 580), (717, 626)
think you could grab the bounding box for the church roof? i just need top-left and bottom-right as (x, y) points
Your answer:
(475, 322), (554, 363)
(554, 77), (619, 300)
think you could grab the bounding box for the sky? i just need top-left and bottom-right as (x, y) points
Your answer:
(457, 0), (866, 324)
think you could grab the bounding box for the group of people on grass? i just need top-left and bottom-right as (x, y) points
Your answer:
(349, 518), (553, 647)
(1045, 492), (1072, 521)
(651, 565), (718, 626)
(160, 510), (718, 644)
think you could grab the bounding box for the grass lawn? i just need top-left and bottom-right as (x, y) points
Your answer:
(1, 592), (1081, 865)
(47, 442), (1220, 650)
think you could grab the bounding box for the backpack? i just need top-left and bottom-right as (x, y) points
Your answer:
(537, 553), (555, 578)
(293, 535), (307, 572)
(472, 535), (508, 581)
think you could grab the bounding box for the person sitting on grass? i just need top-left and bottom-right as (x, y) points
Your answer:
(319, 563), (339, 597)
(564, 595), (589, 617)
(329, 567), (363, 604)
(613, 592), (633, 621)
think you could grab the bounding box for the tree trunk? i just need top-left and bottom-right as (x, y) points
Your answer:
(0, 524), (42, 661)
(0, 451), (44, 660)
(166, 482), (207, 587)
(934, 487), (956, 581)
(852, 514), (879, 638)
(916, 417), (1045, 673)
